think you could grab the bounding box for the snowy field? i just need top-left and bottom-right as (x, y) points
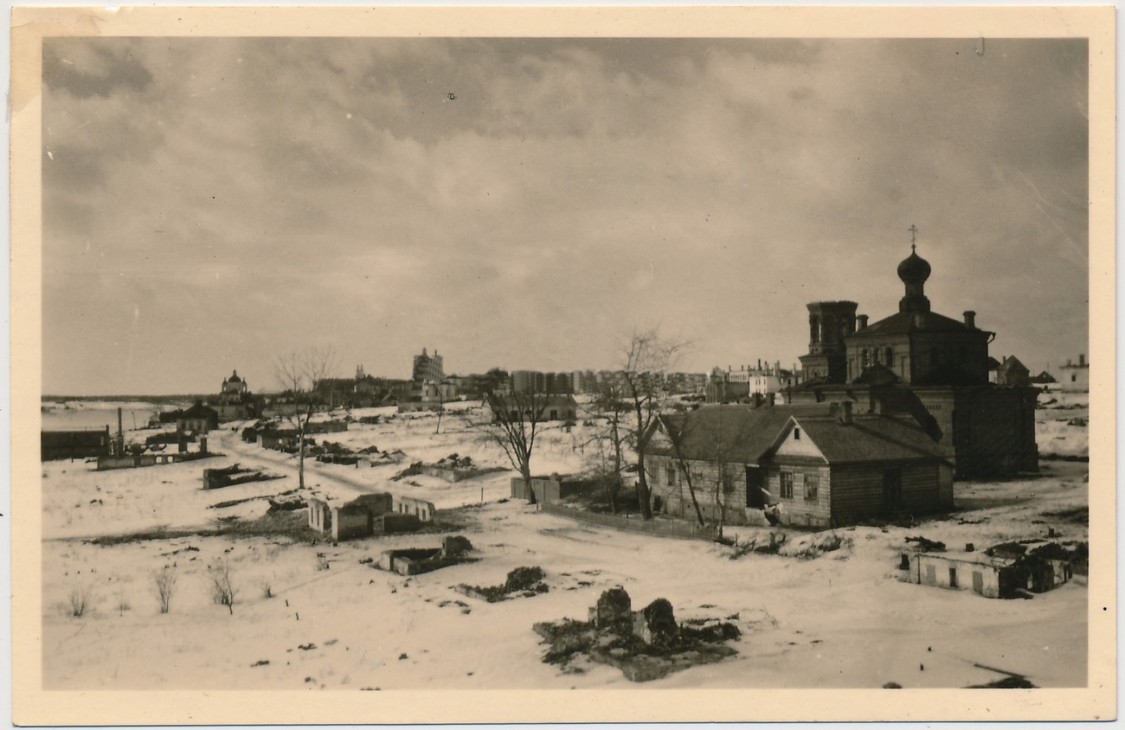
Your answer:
(39, 392), (1090, 689)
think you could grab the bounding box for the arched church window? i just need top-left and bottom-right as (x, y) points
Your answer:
(809, 316), (819, 342)
(885, 347), (894, 366)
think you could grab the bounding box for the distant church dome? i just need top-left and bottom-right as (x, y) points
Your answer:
(226, 370), (242, 384)
(897, 248), (932, 286)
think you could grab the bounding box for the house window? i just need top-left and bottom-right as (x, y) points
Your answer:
(804, 473), (818, 501)
(1071, 374), (1077, 383)
(666, 464), (675, 487)
(794, 428), (801, 440)
(780, 471), (794, 499)
(885, 347), (894, 365)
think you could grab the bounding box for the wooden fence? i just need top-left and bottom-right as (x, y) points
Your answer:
(540, 501), (714, 541)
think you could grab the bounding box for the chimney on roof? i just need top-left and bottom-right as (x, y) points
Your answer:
(1079, 353), (1086, 367)
(839, 400), (853, 425)
(857, 314), (868, 330)
(964, 311), (976, 329)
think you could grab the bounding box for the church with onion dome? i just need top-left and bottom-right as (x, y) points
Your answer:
(790, 228), (1039, 479)
(213, 369), (260, 422)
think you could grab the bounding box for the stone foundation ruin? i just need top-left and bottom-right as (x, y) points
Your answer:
(533, 587), (740, 682)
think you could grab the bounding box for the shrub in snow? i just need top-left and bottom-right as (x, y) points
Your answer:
(209, 560), (237, 615)
(68, 584), (93, 618)
(153, 565), (176, 614)
(116, 589), (131, 616)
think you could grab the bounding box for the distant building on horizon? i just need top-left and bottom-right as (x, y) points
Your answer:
(214, 369), (258, 421)
(412, 348), (444, 384)
(1056, 354), (1089, 392)
(707, 361), (800, 403)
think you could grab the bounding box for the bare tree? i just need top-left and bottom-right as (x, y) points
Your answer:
(275, 345), (339, 489)
(620, 328), (688, 520)
(209, 559), (237, 615)
(582, 381), (629, 513)
(476, 389), (553, 505)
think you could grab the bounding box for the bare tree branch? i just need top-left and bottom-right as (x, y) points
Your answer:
(274, 345), (339, 489)
(620, 327), (690, 520)
(470, 389), (556, 505)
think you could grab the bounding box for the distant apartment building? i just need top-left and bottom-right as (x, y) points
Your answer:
(490, 393), (579, 422)
(412, 348), (445, 384)
(511, 370), (573, 395)
(665, 372), (710, 395)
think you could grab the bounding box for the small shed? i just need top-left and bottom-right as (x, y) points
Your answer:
(903, 540), (1083, 599)
(904, 551), (1015, 599)
(307, 492), (394, 542)
(510, 474), (592, 503)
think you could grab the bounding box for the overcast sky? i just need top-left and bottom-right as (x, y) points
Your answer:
(42, 37), (1088, 396)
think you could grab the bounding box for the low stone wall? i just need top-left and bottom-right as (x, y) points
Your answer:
(97, 452), (203, 471)
(540, 502), (713, 541)
(306, 420), (348, 434)
(419, 465), (480, 482)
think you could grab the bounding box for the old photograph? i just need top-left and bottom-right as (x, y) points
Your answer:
(10, 6), (1115, 726)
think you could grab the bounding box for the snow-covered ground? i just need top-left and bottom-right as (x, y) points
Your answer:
(40, 393), (1089, 689)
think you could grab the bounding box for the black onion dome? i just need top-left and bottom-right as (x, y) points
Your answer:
(896, 249), (932, 285)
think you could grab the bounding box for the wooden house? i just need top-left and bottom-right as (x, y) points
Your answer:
(644, 402), (952, 528)
(176, 402), (219, 435)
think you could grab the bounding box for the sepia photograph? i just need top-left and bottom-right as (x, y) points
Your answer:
(10, 6), (1115, 726)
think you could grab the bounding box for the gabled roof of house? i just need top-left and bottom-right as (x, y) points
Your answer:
(1030, 370), (1057, 383)
(779, 414), (947, 465)
(848, 310), (985, 338)
(647, 403), (836, 464)
(181, 402), (218, 419)
(997, 355), (1029, 374)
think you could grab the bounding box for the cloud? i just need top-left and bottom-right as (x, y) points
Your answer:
(40, 37), (1089, 394)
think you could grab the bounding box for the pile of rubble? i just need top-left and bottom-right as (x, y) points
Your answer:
(456, 566), (548, 603)
(533, 587), (740, 682)
(202, 464), (283, 490)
